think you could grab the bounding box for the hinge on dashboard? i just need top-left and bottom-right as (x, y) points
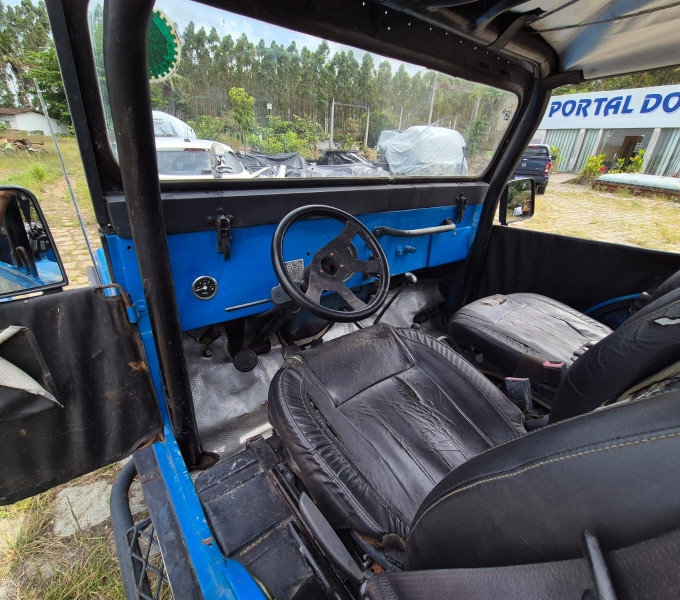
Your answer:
(207, 208), (234, 260)
(454, 193), (467, 224)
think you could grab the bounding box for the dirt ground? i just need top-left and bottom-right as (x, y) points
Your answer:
(1, 151), (679, 599)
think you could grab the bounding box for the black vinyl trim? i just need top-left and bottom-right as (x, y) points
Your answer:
(104, 0), (201, 464)
(107, 183), (487, 238)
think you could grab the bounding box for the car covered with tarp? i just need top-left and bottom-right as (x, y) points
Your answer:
(379, 125), (468, 176)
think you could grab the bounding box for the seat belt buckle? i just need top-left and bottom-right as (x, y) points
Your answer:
(504, 377), (533, 412)
(542, 361), (566, 387)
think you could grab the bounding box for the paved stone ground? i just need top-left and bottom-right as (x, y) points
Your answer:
(39, 179), (99, 289)
(515, 175), (680, 252)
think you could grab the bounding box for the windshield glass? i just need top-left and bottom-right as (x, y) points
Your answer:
(89, 0), (517, 181)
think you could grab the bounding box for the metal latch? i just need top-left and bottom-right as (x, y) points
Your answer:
(454, 193), (467, 224)
(208, 208), (234, 260)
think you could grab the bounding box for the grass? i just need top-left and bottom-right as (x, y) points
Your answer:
(516, 182), (680, 252)
(0, 468), (126, 600)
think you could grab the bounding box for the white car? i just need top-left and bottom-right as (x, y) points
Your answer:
(155, 137), (250, 180)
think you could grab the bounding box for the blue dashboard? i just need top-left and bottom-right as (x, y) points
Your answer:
(104, 203), (482, 331)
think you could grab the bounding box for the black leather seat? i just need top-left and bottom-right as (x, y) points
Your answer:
(448, 269), (680, 388)
(269, 324), (525, 542)
(268, 286), (680, 562)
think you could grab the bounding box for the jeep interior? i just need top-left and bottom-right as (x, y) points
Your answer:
(2, 1), (680, 599)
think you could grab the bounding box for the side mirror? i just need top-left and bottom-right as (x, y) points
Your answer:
(0, 186), (68, 299)
(499, 178), (535, 225)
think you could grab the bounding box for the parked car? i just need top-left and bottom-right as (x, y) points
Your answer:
(3, 1), (680, 599)
(155, 138), (249, 179)
(513, 143), (554, 194)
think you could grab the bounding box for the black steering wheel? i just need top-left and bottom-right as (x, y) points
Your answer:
(272, 205), (390, 322)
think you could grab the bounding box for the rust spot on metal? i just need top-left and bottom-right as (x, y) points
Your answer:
(128, 361), (149, 373)
(136, 433), (163, 452)
(97, 283), (133, 308)
(202, 536), (214, 545)
(139, 470), (158, 484)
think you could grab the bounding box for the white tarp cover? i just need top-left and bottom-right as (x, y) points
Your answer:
(382, 126), (468, 176)
(598, 173), (680, 192)
(152, 110), (197, 141)
(0, 326), (60, 405)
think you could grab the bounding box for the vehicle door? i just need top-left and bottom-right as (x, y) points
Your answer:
(0, 186), (161, 504)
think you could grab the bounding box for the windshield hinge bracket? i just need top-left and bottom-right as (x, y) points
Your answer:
(208, 209), (234, 260)
(455, 193), (467, 223)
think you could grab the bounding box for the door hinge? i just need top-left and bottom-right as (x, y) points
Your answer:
(97, 284), (147, 324)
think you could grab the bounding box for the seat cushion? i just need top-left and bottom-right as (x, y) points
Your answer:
(268, 324), (525, 543)
(448, 293), (611, 379)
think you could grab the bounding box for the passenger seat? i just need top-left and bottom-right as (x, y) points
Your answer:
(448, 269), (680, 398)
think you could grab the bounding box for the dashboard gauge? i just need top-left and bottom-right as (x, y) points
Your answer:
(192, 276), (218, 300)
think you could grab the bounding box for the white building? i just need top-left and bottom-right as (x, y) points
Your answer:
(532, 84), (680, 176)
(0, 108), (70, 135)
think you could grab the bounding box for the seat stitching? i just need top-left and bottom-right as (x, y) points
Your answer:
(407, 431), (680, 540)
(277, 367), (410, 532)
(402, 332), (523, 433)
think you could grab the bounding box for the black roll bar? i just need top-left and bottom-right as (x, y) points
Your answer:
(103, 0), (201, 465)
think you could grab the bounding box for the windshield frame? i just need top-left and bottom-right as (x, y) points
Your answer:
(51, 0), (540, 225)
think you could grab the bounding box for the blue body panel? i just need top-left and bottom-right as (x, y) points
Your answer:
(151, 429), (265, 599)
(106, 204), (482, 331)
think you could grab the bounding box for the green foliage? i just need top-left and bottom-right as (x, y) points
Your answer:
(0, 0), (52, 107)
(250, 130), (308, 155)
(187, 114), (235, 141)
(549, 145), (560, 170)
(609, 157), (627, 174)
(627, 149), (645, 174)
(580, 154), (606, 180)
(366, 110), (396, 148)
(25, 46), (71, 126)
(250, 114), (329, 158)
(228, 87), (255, 142)
(608, 149), (646, 175)
(0, 2), (70, 124)
(466, 114), (489, 157)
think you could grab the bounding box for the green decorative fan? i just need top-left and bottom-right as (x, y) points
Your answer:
(148, 10), (181, 83)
